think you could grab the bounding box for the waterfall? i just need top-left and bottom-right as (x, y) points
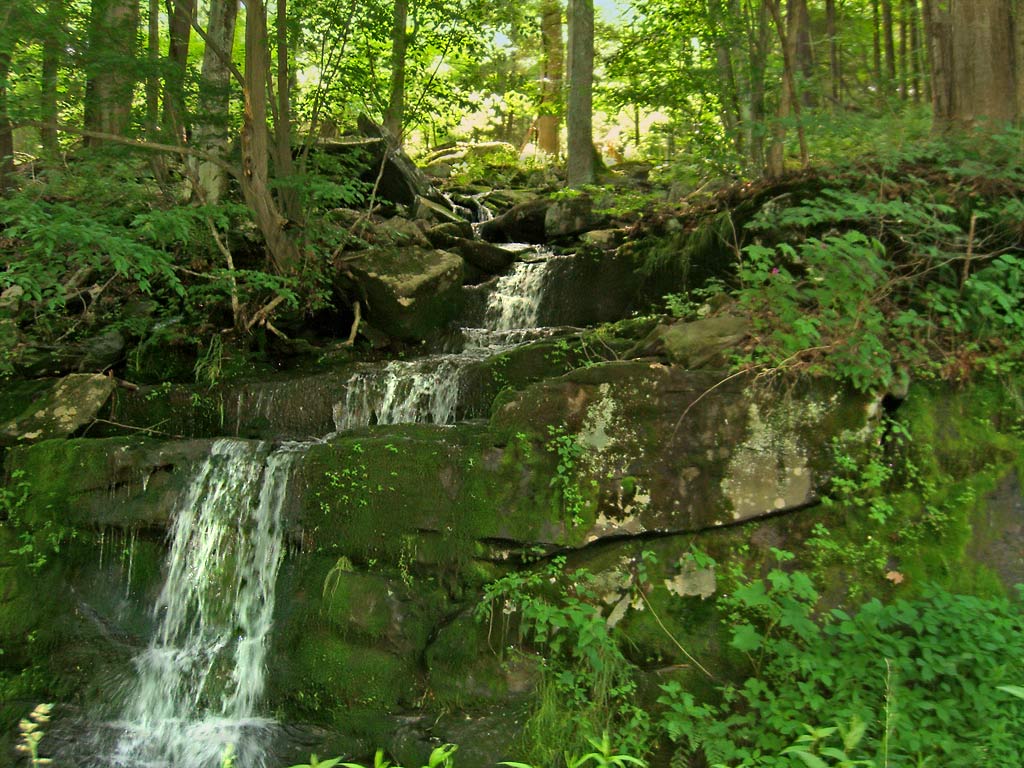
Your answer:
(483, 257), (553, 333)
(332, 356), (463, 431)
(333, 252), (557, 431)
(110, 440), (295, 768)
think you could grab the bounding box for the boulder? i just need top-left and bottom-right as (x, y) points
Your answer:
(628, 314), (750, 367)
(476, 198), (549, 243)
(544, 194), (605, 239)
(1, 373), (116, 445)
(448, 239), (518, 276)
(340, 246), (465, 341)
(581, 228), (624, 249)
(413, 195), (467, 225)
(425, 221), (475, 246)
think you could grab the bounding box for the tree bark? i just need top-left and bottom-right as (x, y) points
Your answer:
(274, 0), (300, 224)
(566, 0), (595, 186)
(825, 0), (841, 105)
(927, 0), (1018, 128)
(0, 52), (13, 194)
(383, 0), (409, 143)
(882, 0), (897, 89)
(537, 0), (563, 156)
(146, 0), (160, 131)
(791, 0), (814, 106)
(41, 0), (62, 151)
(164, 0), (196, 134)
(192, 0), (238, 203)
(872, 0), (883, 95)
(709, 0), (742, 151)
(85, 0), (140, 140)
(240, 0), (300, 274)
(767, 0), (808, 177)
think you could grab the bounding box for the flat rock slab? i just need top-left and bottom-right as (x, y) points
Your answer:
(1, 373), (115, 445)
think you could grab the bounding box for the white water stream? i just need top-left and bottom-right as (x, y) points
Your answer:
(333, 250), (564, 430)
(109, 440), (298, 768)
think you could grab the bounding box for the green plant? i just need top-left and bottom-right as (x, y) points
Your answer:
(16, 703), (53, 767)
(501, 732), (646, 768)
(476, 558), (651, 765)
(545, 425), (595, 527)
(658, 571), (1024, 767)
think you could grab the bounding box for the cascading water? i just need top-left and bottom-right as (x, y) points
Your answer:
(109, 440), (296, 768)
(333, 250), (560, 430)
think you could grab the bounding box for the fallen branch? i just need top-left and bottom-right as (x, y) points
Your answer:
(343, 300), (361, 346)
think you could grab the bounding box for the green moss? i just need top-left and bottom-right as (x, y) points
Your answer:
(290, 632), (417, 718)
(295, 424), (577, 573)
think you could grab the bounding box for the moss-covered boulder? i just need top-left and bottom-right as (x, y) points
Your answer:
(1, 374), (115, 446)
(627, 314), (750, 367)
(3, 437), (212, 530)
(491, 361), (875, 537)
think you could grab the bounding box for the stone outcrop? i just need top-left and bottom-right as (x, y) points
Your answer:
(1, 374), (116, 445)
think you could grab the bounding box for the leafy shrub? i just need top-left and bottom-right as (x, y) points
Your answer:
(659, 565), (1024, 767)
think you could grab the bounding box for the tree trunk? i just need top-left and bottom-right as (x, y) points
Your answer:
(767, 0), (808, 177)
(241, 0), (300, 274)
(164, 0), (196, 135)
(566, 0), (594, 186)
(791, 0), (814, 106)
(41, 0), (62, 151)
(146, 0), (160, 131)
(882, 0), (897, 89)
(0, 52), (13, 194)
(908, 0), (922, 103)
(274, 0), (300, 224)
(927, 0), (1018, 128)
(826, 0), (841, 105)
(85, 0), (140, 140)
(709, 0), (742, 151)
(192, 0), (238, 203)
(872, 0), (883, 95)
(537, 0), (563, 156)
(898, 1), (908, 98)
(383, 0), (409, 143)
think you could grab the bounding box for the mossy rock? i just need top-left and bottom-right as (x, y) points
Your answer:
(4, 437), (211, 530)
(288, 632), (419, 717)
(292, 424), (581, 570)
(491, 361), (875, 537)
(426, 609), (539, 707)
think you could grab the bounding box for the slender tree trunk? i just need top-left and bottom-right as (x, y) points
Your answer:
(274, 0), (300, 224)
(383, 0), (409, 142)
(872, 0), (883, 96)
(882, 0), (897, 91)
(908, 0), (922, 104)
(566, 0), (594, 186)
(791, 0), (814, 106)
(41, 0), (62, 151)
(709, 0), (742, 151)
(192, 0), (238, 203)
(742, 0), (770, 170)
(241, 0), (300, 274)
(767, 0), (808, 176)
(897, 0), (905, 99)
(146, 0), (160, 131)
(826, 0), (841, 105)
(0, 52), (13, 194)
(164, 0), (195, 135)
(537, 0), (563, 156)
(85, 0), (140, 140)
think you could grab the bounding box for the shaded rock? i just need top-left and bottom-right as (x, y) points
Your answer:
(375, 216), (432, 248)
(449, 239), (517, 276)
(356, 116), (449, 210)
(536, 248), (644, 327)
(1, 374), (116, 445)
(340, 247), (464, 341)
(3, 436), (213, 529)
(628, 314), (750, 367)
(75, 328), (127, 372)
(413, 195), (466, 225)
(544, 194), (605, 239)
(476, 198), (549, 243)
(425, 221), (474, 246)
(581, 228), (625, 249)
